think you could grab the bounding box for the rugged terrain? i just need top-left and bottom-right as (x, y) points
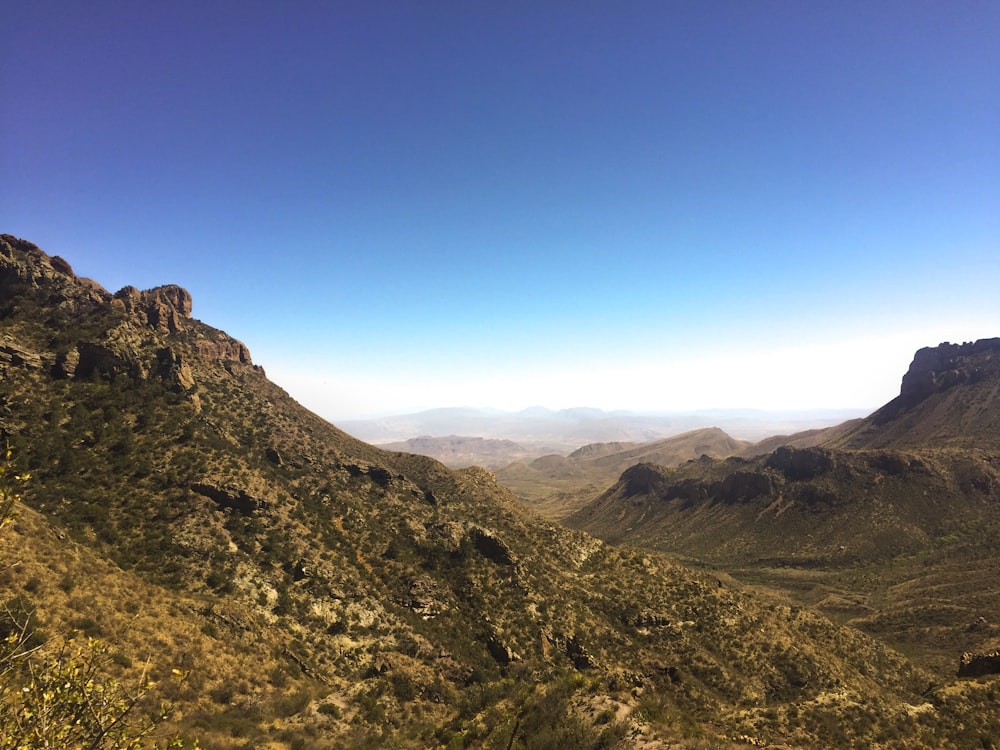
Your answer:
(497, 428), (751, 519)
(567, 337), (1000, 679)
(3, 233), (1000, 748)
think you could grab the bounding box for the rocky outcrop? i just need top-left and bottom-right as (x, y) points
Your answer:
(0, 338), (43, 371)
(0, 234), (109, 310)
(2, 235), (254, 375)
(900, 339), (1000, 403)
(716, 469), (777, 503)
(52, 347), (80, 378)
(192, 482), (269, 516)
(863, 337), (1000, 427)
(144, 285), (192, 332)
(75, 339), (148, 380)
(191, 336), (253, 365)
(833, 337), (1000, 449)
(564, 634), (597, 670)
(155, 347), (196, 391)
(958, 650), (1000, 677)
(486, 634), (520, 665)
(469, 527), (517, 567)
(614, 463), (780, 507)
(1, 235), (77, 284)
(403, 575), (449, 618)
(619, 462), (668, 497)
(865, 451), (925, 476)
(112, 284), (193, 334)
(345, 463), (397, 487)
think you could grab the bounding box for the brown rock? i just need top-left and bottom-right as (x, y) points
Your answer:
(192, 337), (253, 364)
(49, 255), (75, 277)
(156, 347), (196, 391)
(142, 285), (193, 333)
(112, 285), (143, 313)
(113, 284), (194, 333)
(0, 338), (43, 371)
(1, 234), (109, 307)
(53, 347), (81, 378)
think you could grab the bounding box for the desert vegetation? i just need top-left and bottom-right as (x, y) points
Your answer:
(3, 235), (1000, 747)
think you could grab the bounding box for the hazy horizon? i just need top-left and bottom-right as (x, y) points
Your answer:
(4, 2), (997, 422)
(336, 402), (873, 424)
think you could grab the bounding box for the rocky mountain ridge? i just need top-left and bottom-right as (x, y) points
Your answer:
(1, 234), (253, 391)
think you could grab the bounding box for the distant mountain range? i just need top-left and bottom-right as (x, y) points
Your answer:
(341, 405), (868, 458)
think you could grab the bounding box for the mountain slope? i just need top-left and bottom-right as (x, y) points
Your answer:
(740, 418), (863, 456)
(2, 234), (999, 748)
(566, 339), (1000, 676)
(496, 428), (749, 519)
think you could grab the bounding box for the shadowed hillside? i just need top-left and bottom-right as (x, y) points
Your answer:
(3, 234), (1000, 748)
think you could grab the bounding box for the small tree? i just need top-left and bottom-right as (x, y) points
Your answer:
(0, 448), (196, 749)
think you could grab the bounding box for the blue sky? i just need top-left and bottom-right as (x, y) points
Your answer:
(3, 2), (998, 419)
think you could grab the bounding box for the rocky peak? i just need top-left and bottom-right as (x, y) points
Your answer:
(0, 234), (108, 307)
(1, 234), (253, 377)
(899, 338), (1000, 402)
(1, 234), (76, 279)
(1, 234), (196, 336)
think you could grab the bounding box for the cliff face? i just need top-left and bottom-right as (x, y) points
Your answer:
(823, 338), (1000, 450)
(899, 339), (1000, 404)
